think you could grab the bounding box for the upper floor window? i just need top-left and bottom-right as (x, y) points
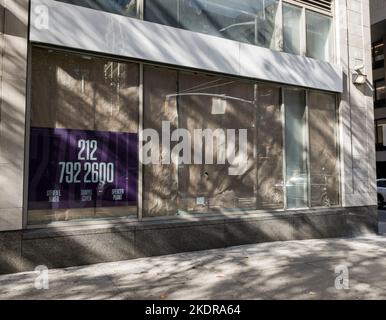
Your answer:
(373, 42), (385, 68)
(56, 0), (138, 17)
(55, 0), (335, 63)
(376, 119), (386, 149)
(375, 79), (385, 102)
(283, 2), (303, 55)
(306, 10), (333, 63)
(145, 0), (281, 50)
(144, 0), (334, 62)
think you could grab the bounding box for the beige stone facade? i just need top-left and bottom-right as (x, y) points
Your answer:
(0, 0), (28, 231)
(0, 0), (379, 274)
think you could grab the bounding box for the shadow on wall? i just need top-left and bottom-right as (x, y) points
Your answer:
(0, 1), (28, 212)
(35, 0), (342, 91)
(1, 3), (28, 38)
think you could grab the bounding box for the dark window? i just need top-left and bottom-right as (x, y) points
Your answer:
(375, 79), (385, 102)
(373, 42), (385, 64)
(377, 181), (386, 188)
(376, 119), (386, 150)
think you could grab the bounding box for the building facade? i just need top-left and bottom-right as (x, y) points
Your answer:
(0, 0), (378, 273)
(371, 0), (386, 178)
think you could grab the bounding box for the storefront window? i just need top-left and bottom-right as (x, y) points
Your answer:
(256, 85), (284, 209)
(145, 0), (280, 50)
(308, 92), (339, 207)
(29, 47), (340, 223)
(306, 10), (333, 62)
(28, 47), (139, 224)
(143, 66), (259, 216)
(143, 66), (179, 217)
(284, 89), (308, 209)
(283, 2), (303, 55)
(55, 0), (138, 17)
(176, 71), (256, 214)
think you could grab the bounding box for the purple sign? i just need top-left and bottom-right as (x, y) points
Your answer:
(28, 127), (138, 210)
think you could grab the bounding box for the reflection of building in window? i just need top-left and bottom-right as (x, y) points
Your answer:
(104, 62), (123, 114)
(373, 42), (385, 64)
(283, 2), (303, 55)
(306, 10), (333, 62)
(146, 0), (281, 50)
(57, 0), (137, 17)
(376, 119), (386, 148)
(375, 79), (385, 101)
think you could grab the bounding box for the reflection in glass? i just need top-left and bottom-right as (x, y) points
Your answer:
(256, 85), (283, 209)
(306, 10), (333, 62)
(373, 42), (384, 63)
(375, 79), (385, 101)
(376, 119), (386, 147)
(145, 0), (280, 50)
(145, 0), (179, 27)
(143, 66), (179, 217)
(284, 89), (308, 209)
(177, 72), (256, 214)
(28, 47), (139, 224)
(55, 0), (138, 17)
(308, 92), (339, 207)
(143, 66), (258, 216)
(283, 2), (302, 55)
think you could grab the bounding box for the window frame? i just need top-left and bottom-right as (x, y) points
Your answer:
(140, 0), (335, 61)
(25, 44), (341, 229)
(375, 79), (385, 102)
(372, 41), (385, 68)
(304, 8), (335, 63)
(375, 118), (386, 151)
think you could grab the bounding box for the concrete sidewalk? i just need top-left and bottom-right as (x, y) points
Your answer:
(1, 235), (386, 300)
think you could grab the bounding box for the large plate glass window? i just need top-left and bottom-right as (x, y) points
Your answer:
(28, 47), (140, 224)
(372, 42), (384, 67)
(284, 89), (308, 209)
(308, 91), (339, 207)
(256, 84), (284, 209)
(55, 0), (138, 17)
(145, 0), (281, 50)
(142, 65), (285, 217)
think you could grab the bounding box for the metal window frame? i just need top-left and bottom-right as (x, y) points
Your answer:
(283, 0), (333, 16)
(139, 0), (334, 55)
(22, 45), (33, 229)
(24, 44), (144, 227)
(282, 87), (341, 210)
(375, 78), (386, 101)
(24, 43), (342, 228)
(138, 63), (144, 221)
